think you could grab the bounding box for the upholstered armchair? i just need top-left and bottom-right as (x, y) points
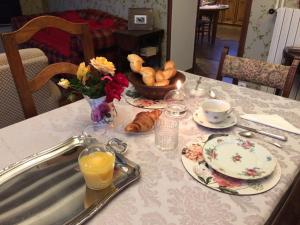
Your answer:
(0, 48), (61, 128)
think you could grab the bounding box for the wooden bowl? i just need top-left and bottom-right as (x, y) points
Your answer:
(128, 71), (186, 100)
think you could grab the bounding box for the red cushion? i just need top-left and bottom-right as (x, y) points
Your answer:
(31, 11), (117, 57)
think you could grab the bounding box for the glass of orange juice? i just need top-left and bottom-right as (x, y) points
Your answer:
(78, 144), (115, 190)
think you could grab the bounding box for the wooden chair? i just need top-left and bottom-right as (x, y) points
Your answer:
(216, 47), (300, 98)
(1, 15), (95, 119)
(196, 15), (213, 44)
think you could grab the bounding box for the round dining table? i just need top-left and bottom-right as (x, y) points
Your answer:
(199, 4), (229, 45)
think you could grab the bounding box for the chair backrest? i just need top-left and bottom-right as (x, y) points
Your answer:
(1, 15), (95, 119)
(0, 48), (61, 128)
(216, 47), (299, 98)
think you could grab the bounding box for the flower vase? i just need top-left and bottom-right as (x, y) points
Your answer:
(84, 96), (116, 124)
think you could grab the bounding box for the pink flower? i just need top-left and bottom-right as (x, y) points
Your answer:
(246, 168), (258, 177)
(113, 72), (129, 87)
(105, 81), (124, 103)
(104, 72), (128, 103)
(212, 171), (242, 188)
(91, 102), (110, 122)
(101, 75), (113, 81)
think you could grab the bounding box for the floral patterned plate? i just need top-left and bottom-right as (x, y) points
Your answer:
(193, 107), (237, 129)
(124, 87), (166, 109)
(181, 139), (281, 195)
(203, 135), (277, 180)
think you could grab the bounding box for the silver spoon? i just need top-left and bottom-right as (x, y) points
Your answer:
(239, 131), (282, 148)
(194, 76), (202, 90)
(209, 89), (216, 99)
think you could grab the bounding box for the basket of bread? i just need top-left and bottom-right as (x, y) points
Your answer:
(127, 54), (186, 100)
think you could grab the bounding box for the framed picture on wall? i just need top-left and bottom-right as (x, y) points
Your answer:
(128, 8), (154, 30)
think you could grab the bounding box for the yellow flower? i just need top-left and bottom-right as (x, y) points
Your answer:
(90, 57), (116, 75)
(77, 62), (90, 83)
(58, 78), (70, 89)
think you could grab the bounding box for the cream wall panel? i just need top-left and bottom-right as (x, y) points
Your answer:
(170, 0), (198, 70)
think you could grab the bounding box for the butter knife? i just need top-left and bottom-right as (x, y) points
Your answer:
(236, 124), (288, 142)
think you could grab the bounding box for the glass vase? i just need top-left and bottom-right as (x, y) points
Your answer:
(84, 95), (116, 124)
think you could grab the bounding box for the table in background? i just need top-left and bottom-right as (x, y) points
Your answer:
(0, 71), (300, 225)
(199, 5), (229, 45)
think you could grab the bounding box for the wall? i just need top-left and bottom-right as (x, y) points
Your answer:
(170, 0), (198, 70)
(19, 0), (48, 15)
(47, 0), (168, 61)
(244, 0), (299, 60)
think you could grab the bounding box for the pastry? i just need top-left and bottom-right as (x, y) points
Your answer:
(164, 60), (176, 70)
(127, 54), (144, 63)
(162, 68), (177, 80)
(154, 80), (170, 86)
(130, 60), (142, 73)
(125, 110), (161, 132)
(155, 70), (165, 82)
(140, 67), (155, 86)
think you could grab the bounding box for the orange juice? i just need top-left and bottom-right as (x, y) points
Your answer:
(79, 151), (115, 190)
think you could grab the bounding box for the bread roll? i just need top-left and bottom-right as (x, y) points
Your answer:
(164, 60), (176, 70)
(155, 70), (164, 82)
(162, 68), (177, 80)
(130, 61), (142, 73)
(140, 67), (155, 86)
(127, 54), (144, 63)
(154, 80), (170, 86)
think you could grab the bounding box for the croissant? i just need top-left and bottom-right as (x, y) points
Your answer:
(125, 110), (161, 132)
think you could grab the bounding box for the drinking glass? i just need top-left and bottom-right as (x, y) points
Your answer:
(78, 143), (115, 190)
(164, 88), (188, 118)
(155, 113), (179, 151)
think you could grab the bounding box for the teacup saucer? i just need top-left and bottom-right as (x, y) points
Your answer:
(193, 107), (237, 129)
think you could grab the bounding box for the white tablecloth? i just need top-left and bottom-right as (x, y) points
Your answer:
(1, 71), (300, 225)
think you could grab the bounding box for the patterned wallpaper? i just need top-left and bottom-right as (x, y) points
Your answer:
(19, 0), (48, 15)
(244, 0), (299, 60)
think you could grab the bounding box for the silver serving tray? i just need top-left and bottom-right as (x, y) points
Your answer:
(0, 136), (140, 225)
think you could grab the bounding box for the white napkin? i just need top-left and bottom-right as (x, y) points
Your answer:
(241, 114), (300, 135)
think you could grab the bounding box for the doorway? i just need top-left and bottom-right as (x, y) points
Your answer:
(192, 0), (253, 78)
(0, 0), (22, 24)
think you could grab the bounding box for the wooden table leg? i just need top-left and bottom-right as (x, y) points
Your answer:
(211, 11), (220, 45)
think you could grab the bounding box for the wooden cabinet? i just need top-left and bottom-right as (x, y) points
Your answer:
(235, 0), (246, 25)
(218, 0), (245, 26)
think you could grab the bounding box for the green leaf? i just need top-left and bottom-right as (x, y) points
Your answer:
(219, 186), (239, 195)
(205, 177), (212, 184)
(198, 176), (206, 184)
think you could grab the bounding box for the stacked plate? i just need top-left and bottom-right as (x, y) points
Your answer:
(181, 135), (281, 195)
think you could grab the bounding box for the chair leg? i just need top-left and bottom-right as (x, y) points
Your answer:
(232, 78), (238, 85)
(275, 88), (281, 96)
(208, 23), (211, 44)
(201, 27), (204, 44)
